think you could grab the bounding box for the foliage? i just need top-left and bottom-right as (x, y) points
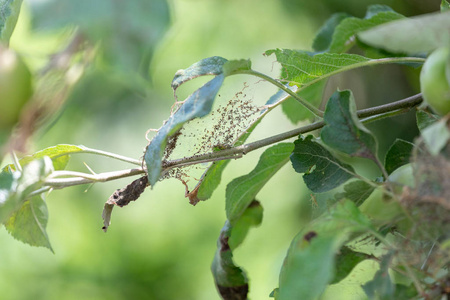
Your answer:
(1, 1), (450, 299)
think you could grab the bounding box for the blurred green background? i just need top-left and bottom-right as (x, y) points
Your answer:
(0, 0), (440, 299)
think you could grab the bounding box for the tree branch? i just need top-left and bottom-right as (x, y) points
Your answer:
(41, 93), (422, 189)
(162, 93), (423, 171)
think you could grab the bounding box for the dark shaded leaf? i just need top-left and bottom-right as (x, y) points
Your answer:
(290, 135), (355, 193)
(278, 200), (373, 300)
(416, 109), (439, 132)
(384, 139), (414, 174)
(0, 0), (23, 44)
(358, 11), (450, 55)
(331, 246), (371, 284)
(4, 195), (53, 251)
(312, 13), (351, 52)
(321, 90), (378, 161)
(393, 284), (418, 299)
(362, 253), (395, 300)
(329, 5), (404, 53)
(212, 202), (262, 300)
(226, 143), (293, 224)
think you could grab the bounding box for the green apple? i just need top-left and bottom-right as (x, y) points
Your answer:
(420, 46), (450, 116)
(0, 45), (33, 129)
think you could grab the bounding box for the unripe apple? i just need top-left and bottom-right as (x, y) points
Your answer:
(0, 45), (32, 129)
(420, 46), (450, 116)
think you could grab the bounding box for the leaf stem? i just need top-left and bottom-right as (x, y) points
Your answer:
(81, 147), (142, 166)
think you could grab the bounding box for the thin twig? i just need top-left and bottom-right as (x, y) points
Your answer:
(162, 93), (423, 171)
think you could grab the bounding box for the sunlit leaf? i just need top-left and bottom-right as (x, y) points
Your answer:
(321, 90), (378, 161)
(0, 171), (19, 222)
(4, 195), (53, 251)
(328, 5), (404, 53)
(0, 0), (23, 44)
(358, 11), (450, 55)
(0, 157), (53, 224)
(384, 139), (414, 174)
(265, 49), (370, 88)
(226, 143), (293, 224)
(278, 200), (373, 300)
(5, 144), (85, 172)
(290, 135), (355, 193)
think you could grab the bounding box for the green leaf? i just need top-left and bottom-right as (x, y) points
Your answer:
(335, 180), (376, 205)
(228, 200), (263, 250)
(265, 49), (370, 88)
(212, 202), (262, 300)
(29, 0), (170, 74)
(321, 90), (378, 161)
(281, 80), (326, 124)
(442, 0), (450, 11)
(171, 56), (228, 92)
(3, 144), (85, 172)
(328, 6), (404, 53)
(362, 253), (395, 300)
(312, 12), (351, 52)
(222, 59), (252, 76)
(416, 109), (439, 132)
(0, 0), (23, 44)
(4, 195), (53, 251)
(145, 74), (225, 186)
(421, 118), (450, 156)
(226, 143), (293, 224)
(278, 200), (373, 300)
(358, 11), (450, 55)
(0, 157), (53, 223)
(330, 246), (370, 284)
(290, 135), (355, 193)
(0, 171), (19, 222)
(384, 139), (414, 174)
